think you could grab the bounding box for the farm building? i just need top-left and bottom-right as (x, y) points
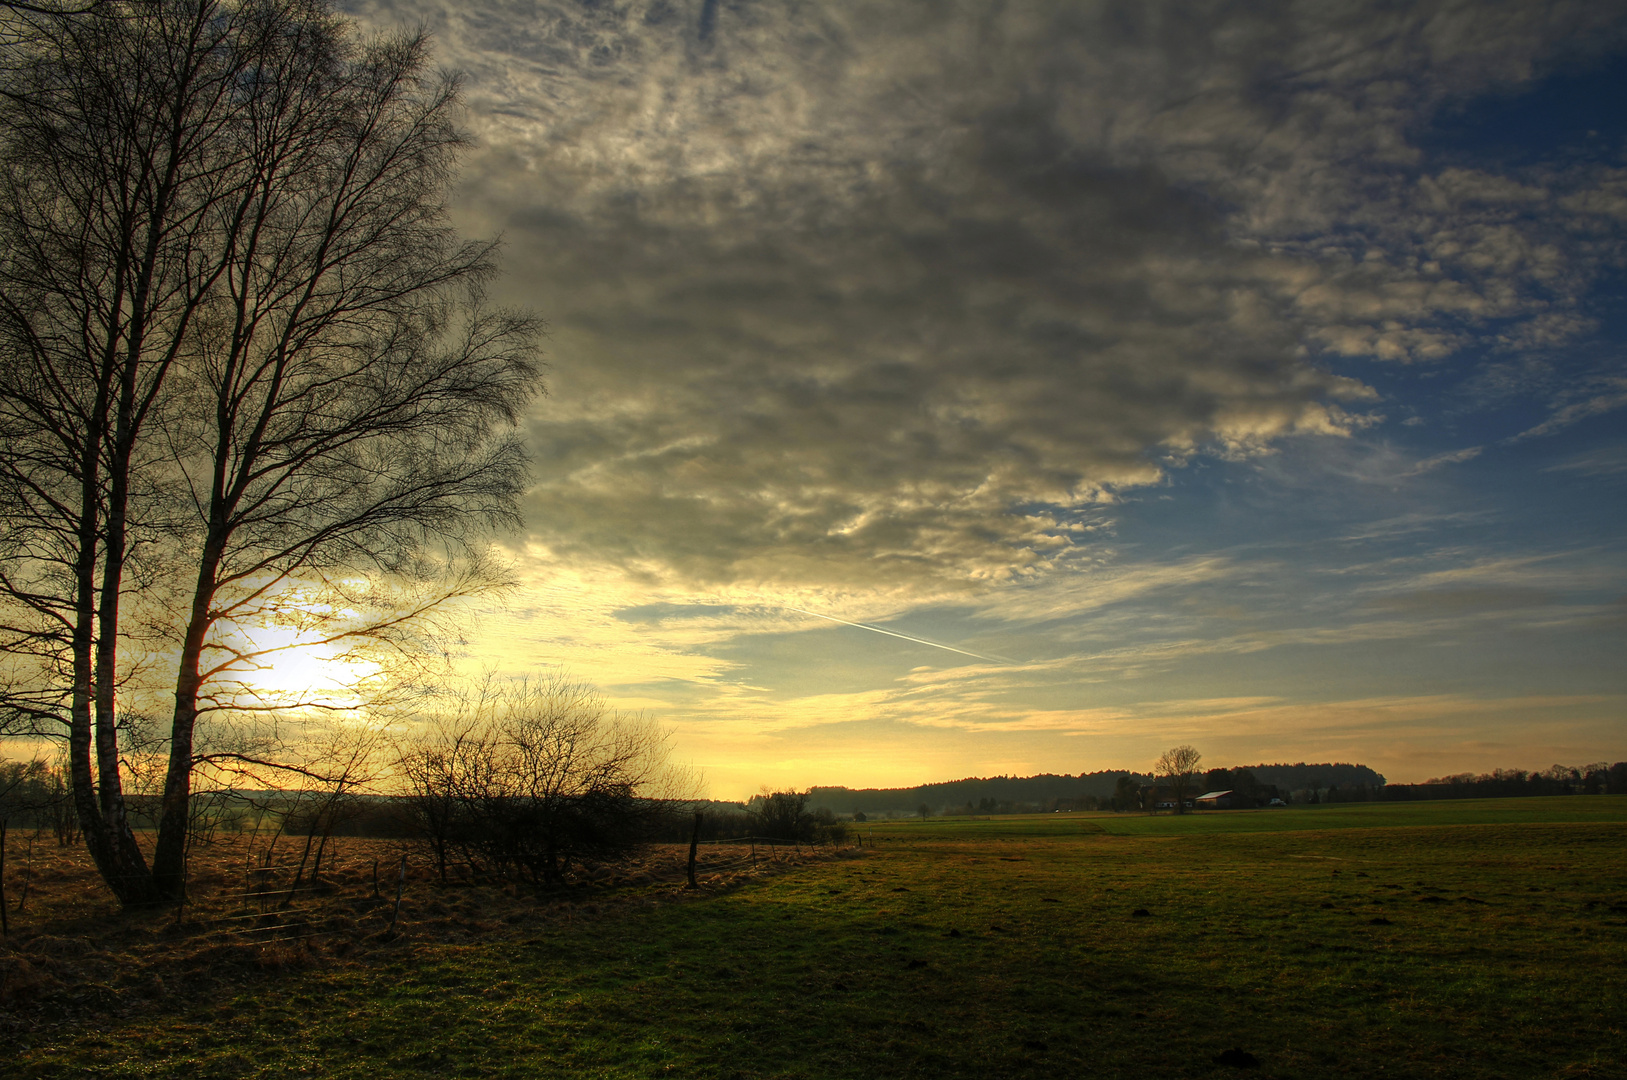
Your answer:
(1195, 790), (1236, 809)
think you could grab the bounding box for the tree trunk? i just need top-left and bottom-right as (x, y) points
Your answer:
(150, 688), (200, 897)
(70, 402), (159, 907)
(151, 578), (215, 898)
(152, 487), (230, 896)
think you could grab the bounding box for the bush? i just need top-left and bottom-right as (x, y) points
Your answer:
(399, 677), (687, 884)
(745, 790), (847, 844)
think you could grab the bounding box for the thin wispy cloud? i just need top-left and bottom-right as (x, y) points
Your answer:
(1403, 446), (1484, 477)
(784, 607), (1018, 667)
(1508, 377), (1627, 441)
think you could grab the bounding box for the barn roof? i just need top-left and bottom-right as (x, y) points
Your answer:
(1195, 790), (1234, 800)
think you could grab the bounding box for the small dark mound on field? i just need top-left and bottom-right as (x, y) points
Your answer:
(905, 958), (928, 970)
(1021, 1040), (1049, 1053)
(1131, 908), (1151, 917)
(1369, 916), (1393, 926)
(1418, 895), (1448, 904)
(1213, 1048), (1261, 1068)
(945, 928), (963, 938)
(0, 956), (59, 1004)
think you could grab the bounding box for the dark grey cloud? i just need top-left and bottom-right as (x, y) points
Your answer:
(345, 0), (1625, 593)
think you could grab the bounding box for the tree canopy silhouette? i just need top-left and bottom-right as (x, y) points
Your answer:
(0, 0), (541, 904)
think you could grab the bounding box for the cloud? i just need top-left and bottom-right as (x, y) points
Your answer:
(1396, 553), (1610, 591)
(331, 1), (1627, 602)
(323, 4), (1627, 798)
(1360, 586), (1559, 614)
(340, 1), (1545, 590)
(1544, 444), (1627, 476)
(1402, 445), (1483, 476)
(1508, 376), (1627, 440)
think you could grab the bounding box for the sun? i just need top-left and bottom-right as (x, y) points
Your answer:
(210, 620), (382, 710)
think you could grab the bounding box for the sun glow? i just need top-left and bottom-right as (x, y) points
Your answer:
(211, 620), (383, 711)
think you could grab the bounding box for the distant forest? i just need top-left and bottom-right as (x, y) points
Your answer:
(803, 762), (1387, 816)
(802, 760), (1626, 817)
(1383, 763), (1627, 801)
(7, 761), (1619, 845)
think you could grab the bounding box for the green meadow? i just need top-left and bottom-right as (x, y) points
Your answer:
(14, 797), (1627, 1079)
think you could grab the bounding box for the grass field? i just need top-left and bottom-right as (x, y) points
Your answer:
(5, 797), (1625, 1078)
(874, 794), (1627, 838)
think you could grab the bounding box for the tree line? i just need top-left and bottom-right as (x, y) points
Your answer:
(804, 756), (1625, 817)
(1375, 763), (1627, 801)
(0, 754), (79, 846)
(802, 761), (1389, 816)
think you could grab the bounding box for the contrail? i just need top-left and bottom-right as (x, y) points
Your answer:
(784, 606), (1014, 665)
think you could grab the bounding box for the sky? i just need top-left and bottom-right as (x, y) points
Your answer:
(342, 0), (1627, 799)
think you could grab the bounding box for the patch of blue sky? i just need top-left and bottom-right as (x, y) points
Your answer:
(1424, 53), (1627, 169)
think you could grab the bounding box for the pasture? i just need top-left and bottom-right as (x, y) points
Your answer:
(4, 797), (1625, 1078)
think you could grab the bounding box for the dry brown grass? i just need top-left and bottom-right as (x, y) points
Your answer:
(0, 828), (844, 1038)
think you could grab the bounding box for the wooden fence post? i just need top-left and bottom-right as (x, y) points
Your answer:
(1, 818), (8, 937)
(17, 834), (32, 913)
(388, 855), (407, 931)
(686, 811), (702, 888)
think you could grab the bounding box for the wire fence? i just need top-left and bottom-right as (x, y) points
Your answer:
(191, 847), (410, 944)
(688, 834), (865, 874)
(208, 859), (342, 943)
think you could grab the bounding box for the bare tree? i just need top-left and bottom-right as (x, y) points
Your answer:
(0, 0), (291, 903)
(750, 789), (809, 840)
(41, 750), (78, 845)
(400, 678), (685, 887)
(745, 789), (844, 844)
(1156, 745), (1203, 814)
(0, 0), (541, 905)
(143, 15), (539, 899)
(0, 0), (104, 52)
(0, 758), (45, 821)
(398, 714), (483, 883)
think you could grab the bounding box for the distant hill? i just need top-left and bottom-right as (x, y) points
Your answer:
(806, 772), (1147, 814)
(1241, 763), (1386, 791)
(804, 762), (1385, 815)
